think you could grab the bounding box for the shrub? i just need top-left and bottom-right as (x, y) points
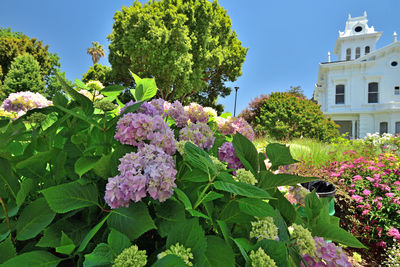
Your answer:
(240, 92), (339, 141)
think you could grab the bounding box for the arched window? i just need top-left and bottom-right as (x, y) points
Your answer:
(365, 46), (370, 55)
(355, 47), (361, 59)
(335, 84), (345, 104)
(346, 48), (351, 61)
(368, 82), (379, 103)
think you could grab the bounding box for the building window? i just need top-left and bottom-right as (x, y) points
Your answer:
(335, 84), (345, 104)
(396, 122), (400, 135)
(365, 46), (370, 54)
(346, 48), (351, 61)
(355, 47), (361, 59)
(395, 86), (400, 95)
(368, 82), (379, 103)
(380, 122), (388, 135)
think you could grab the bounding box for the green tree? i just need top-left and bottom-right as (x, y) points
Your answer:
(87, 41), (105, 65)
(45, 70), (73, 99)
(0, 28), (60, 84)
(286, 85), (305, 98)
(108, 0), (247, 108)
(240, 92), (339, 141)
(82, 63), (113, 86)
(1, 54), (45, 99)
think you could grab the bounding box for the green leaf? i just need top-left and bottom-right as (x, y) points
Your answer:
(92, 154), (113, 179)
(16, 179), (34, 207)
(101, 85), (124, 98)
(74, 157), (100, 177)
(107, 229), (131, 256)
(204, 236), (235, 267)
(0, 117), (10, 128)
(200, 191), (224, 203)
(237, 198), (275, 218)
(108, 202), (156, 241)
(77, 214), (111, 253)
(0, 157), (20, 199)
(83, 243), (113, 267)
(232, 238), (253, 263)
(140, 78), (158, 101)
(232, 132), (259, 175)
(187, 209), (211, 220)
(257, 239), (289, 267)
(0, 223), (10, 243)
(41, 181), (99, 213)
(54, 105), (102, 130)
(213, 181), (273, 199)
(16, 149), (59, 178)
(152, 254), (187, 267)
(185, 142), (216, 177)
(0, 235), (16, 264)
(174, 188), (193, 210)
(274, 209), (290, 242)
(167, 219), (207, 266)
(118, 101), (143, 117)
(269, 190), (296, 226)
(216, 220), (232, 246)
(265, 143), (299, 170)
(155, 200), (186, 238)
(305, 190), (323, 220)
(56, 73), (93, 116)
(16, 198), (56, 241)
(258, 171), (318, 189)
(220, 201), (253, 224)
(181, 168), (209, 183)
(55, 231), (75, 255)
(2, 251), (62, 267)
(53, 92), (68, 107)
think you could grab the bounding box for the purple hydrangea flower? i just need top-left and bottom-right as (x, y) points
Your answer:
(115, 112), (176, 155)
(149, 98), (169, 117)
(105, 144), (177, 208)
(168, 100), (189, 127)
(216, 116), (255, 141)
(179, 122), (215, 150)
(218, 142), (244, 170)
(185, 103), (209, 123)
(1, 91), (52, 117)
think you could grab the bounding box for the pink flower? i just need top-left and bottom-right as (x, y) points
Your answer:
(351, 195), (363, 203)
(388, 227), (400, 239)
(377, 227), (383, 237)
(350, 184), (355, 188)
(348, 189), (356, 194)
(377, 202), (382, 210)
(366, 176), (375, 182)
(362, 210), (370, 215)
(394, 181), (400, 186)
(385, 193), (395, 198)
(362, 189), (372, 196)
(376, 241), (386, 248)
(352, 175), (362, 181)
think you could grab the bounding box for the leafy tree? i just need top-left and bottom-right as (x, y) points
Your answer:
(87, 41), (105, 65)
(0, 28), (60, 84)
(108, 0), (247, 108)
(240, 92), (339, 141)
(1, 54), (44, 99)
(286, 85), (305, 98)
(82, 63), (113, 86)
(45, 70), (73, 99)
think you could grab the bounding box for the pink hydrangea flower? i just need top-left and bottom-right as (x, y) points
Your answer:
(362, 189), (372, 196)
(388, 227), (400, 240)
(352, 175), (362, 181)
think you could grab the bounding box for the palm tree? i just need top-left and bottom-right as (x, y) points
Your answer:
(87, 41), (105, 65)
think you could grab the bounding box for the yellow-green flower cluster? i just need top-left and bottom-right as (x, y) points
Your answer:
(291, 224), (315, 256)
(94, 100), (117, 111)
(113, 245), (147, 267)
(203, 107), (217, 118)
(158, 243), (194, 266)
(210, 155), (227, 172)
(0, 108), (17, 119)
(175, 140), (187, 155)
(86, 80), (104, 91)
(27, 112), (47, 124)
(250, 217), (278, 240)
(235, 168), (257, 185)
(249, 248), (277, 267)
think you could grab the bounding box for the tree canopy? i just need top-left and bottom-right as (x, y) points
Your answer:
(107, 0), (247, 109)
(82, 63), (113, 86)
(240, 92), (339, 141)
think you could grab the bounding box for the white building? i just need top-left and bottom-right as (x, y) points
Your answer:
(314, 12), (400, 138)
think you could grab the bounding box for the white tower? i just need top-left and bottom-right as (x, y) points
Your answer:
(333, 12), (382, 61)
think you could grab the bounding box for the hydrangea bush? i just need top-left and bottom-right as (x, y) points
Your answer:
(0, 74), (364, 266)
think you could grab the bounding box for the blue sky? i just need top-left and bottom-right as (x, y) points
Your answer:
(1, 0), (399, 114)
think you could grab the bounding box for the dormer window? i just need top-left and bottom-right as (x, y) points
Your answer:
(335, 84), (345, 104)
(356, 47), (361, 59)
(365, 46), (370, 54)
(368, 82), (379, 103)
(354, 26), (363, 32)
(346, 48), (351, 61)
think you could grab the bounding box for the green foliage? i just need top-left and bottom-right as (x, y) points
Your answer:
(108, 0), (247, 108)
(0, 73), (364, 266)
(241, 92), (339, 141)
(2, 54), (45, 99)
(82, 63), (113, 86)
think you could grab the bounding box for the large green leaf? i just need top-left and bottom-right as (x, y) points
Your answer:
(0, 235), (16, 264)
(54, 105), (101, 130)
(174, 188), (192, 210)
(108, 202), (156, 241)
(107, 229), (131, 256)
(74, 156), (100, 177)
(232, 132), (259, 175)
(257, 239), (289, 267)
(92, 153), (113, 179)
(166, 219), (207, 266)
(204, 236), (235, 267)
(55, 231), (75, 255)
(185, 142), (216, 178)
(16, 178), (34, 207)
(312, 221), (366, 248)
(258, 171), (318, 189)
(237, 198), (275, 218)
(1, 251), (62, 267)
(213, 181), (273, 199)
(232, 238), (253, 263)
(0, 157), (19, 199)
(77, 214), (111, 253)
(181, 168), (209, 183)
(268, 190), (296, 226)
(101, 85), (125, 98)
(41, 181), (99, 213)
(155, 200), (186, 238)
(16, 198), (56, 241)
(265, 143), (299, 170)
(152, 254), (187, 267)
(16, 149), (59, 178)
(219, 201), (253, 224)
(83, 243), (113, 267)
